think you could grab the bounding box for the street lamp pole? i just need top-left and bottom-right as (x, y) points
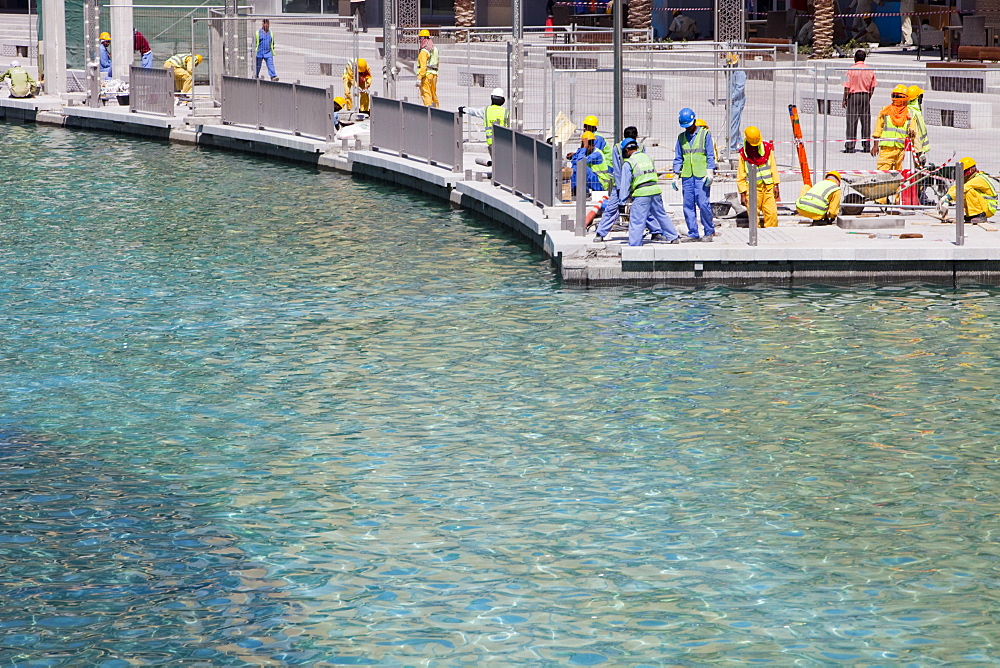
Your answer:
(512, 0), (523, 131)
(613, 0), (623, 144)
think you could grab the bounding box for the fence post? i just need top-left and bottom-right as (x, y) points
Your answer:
(575, 155), (587, 236)
(427, 106), (434, 166)
(292, 82), (299, 136)
(955, 165), (965, 246)
(399, 100), (407, 159)
(454, 110), (463, 173)
(327, 85), (335, 142)
(511, 126), (518, 196)
(256, 77), (262, 130)
(532, 138), (539, 206)
(748, 163), (758, 246)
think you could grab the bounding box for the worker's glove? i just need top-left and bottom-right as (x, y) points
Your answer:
(457, 106), (465, 116)
(704, 169), (714, 187)
(671, 178), (679, 191)
(618, 204), (627, 214)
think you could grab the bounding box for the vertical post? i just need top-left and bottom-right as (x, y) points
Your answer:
(822, 63), (829, 180)
(512, 0), (524, 132)
(190, 18), (197, 114)
(955, 165), (965, 246)
(256, 77), (262, 129)
(811, 66), (819, 184)
(748, 163), (758, 246)
(576, 155), (587, 236)
(612, 0), (623, 145)
(84, 0), (100, 107)
(454, 110), (463, 174)
(224, 0), (237, 78)
(532, 139), (539, 205)
(292, 82), (298, 135)
(111, 0), (133, 83)
(384, 0), (397, 99)
(41, 0), (67, 96)
(352, 20), (360, 109)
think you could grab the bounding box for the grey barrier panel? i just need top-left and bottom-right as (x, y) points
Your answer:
(401, 102), (429, 160)
(371, 96), (403, 155)
(513, 131), (536, 198)
(492, 125), (514, 190)
(258, 79), (289, 132)
(295, 85), (334, 141)
(428, 107), (461, 170)
(129, 66), (174, 117)
(221, 75), (259, 128)
(534, 140), (555, 207)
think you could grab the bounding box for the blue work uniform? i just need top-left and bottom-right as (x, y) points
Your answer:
(595, 142), (626, 237)
(673, 126), (717, 238)
(254, 28), (276, 79)
(569, 146), (606, 193)
(618, 152), (679, 246)
(99, 43), (112, 78)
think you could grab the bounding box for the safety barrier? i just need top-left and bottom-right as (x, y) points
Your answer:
(129, 66), (175, 117)
(370, 96), (463, 172)
(491, 126), (556, 208)
(221, 75), (336, 140)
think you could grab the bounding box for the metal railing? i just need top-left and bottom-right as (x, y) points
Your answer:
(491, 125), (556, 208)
(129, 65), (175, 116)
(220, 75), (336, 141)
(370, 96), (463, 172)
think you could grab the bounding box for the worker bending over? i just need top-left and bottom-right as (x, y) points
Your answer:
(417, 29), (439, 107)
(614, 139), (679, 246)
(164, 53), (202, 96)
(942, 157), (999, 225)
(458, 87), (509, 161)
(342, 58), (372, 112)
(871, 84), (917, 171)
(1, 60), (37, 98)
(737, 126), (781, 228)
(796, 171), (843, 224)
(567, 131), (611, 196)
(593, 125), (640, 240)
(673, 107), (716, 241)
(581, 115), (613, 169)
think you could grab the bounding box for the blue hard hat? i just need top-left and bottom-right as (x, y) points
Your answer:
(678, 107), (696, 128)
(620, 138), (638, 151)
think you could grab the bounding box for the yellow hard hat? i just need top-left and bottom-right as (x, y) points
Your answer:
(333, 96), (347, 106)
(357, 57), (368, 71)
(419, 29), (431, 37)
(892, 84), (909, 97)
(583, 115), (599, 128)
(581, 131), (596, 141)
(960, 157), (976, 171)
(99, 32), (111, 41)
(726, 52), (739, 65)
(194, 54), (203, 65)
(826, 170), (841, 181)
(906, 84), (923, 100)
(744, 125), (762, 147)
(695, 118), (708, 128)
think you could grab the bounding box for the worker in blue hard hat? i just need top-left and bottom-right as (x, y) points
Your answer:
(615, 138), (680, 246)
(672, 107), (717, 241)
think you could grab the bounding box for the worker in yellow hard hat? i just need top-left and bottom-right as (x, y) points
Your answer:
(342, 57), (372, 113)
(906, 84), (929, 163)
(163, 53), (202, 96)
(581, 115), (613, 167)
(941, 157), (1000, 224)
(99, 32), (112, 78)
(871, 84), (917, 172)
(566, 131), (612, 196)
(796, 170), (843, 224)
(737, 126), (781, 228)
(333, 95), (348, 129)
(417, 29), (439, 107)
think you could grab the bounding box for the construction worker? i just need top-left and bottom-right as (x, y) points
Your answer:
(796, 171), (843, 224)
(164, 53), (202, 96)
(581, 115), (613, 171)
(333, 96), (348, 130)
(417, 29), (439, 108)
(871, 84), (917, 171)
(613, 139), (680, 246)
(340, 58), (372, 113)
(737, 126), (781, 228)
(906, 84), (929, 165)
(134, 29), (153, 69)
(941, 157), (1000, 224)
(672, 107), (716, 241)
(593, 125), (640, 240)
(567, 131), (611, 196)
(458, 87), (509, 161)
(1, 60), (37, 98)
(98, 32), (112, 78)
(254, 19), (277, 81)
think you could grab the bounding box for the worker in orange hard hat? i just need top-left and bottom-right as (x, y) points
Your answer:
(871, 84), (917, 172)
(737, 126), (781, 228)
(941, 157), (1000, 224)
(796, 171), (843, 224)
(342, 57), (372, 113)
(417, 29), (439, 107)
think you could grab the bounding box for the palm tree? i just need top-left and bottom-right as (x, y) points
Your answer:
(455, 0), (475, 41)
(812, 0), (834, 58)
(628, 0), (651, 32)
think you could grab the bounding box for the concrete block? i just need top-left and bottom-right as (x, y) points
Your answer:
(837, 216), (905, 230)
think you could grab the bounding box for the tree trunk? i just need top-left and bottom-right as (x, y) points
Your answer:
(628, 0), (651, 32)
(812, 0), (834, 59)
(455, 0), (474, 42)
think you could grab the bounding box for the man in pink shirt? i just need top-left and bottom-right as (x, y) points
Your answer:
(842, 49), (877, 153)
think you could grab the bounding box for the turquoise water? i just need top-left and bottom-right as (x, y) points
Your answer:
(1, 124), (998, 665)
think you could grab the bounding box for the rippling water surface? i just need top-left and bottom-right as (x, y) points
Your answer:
(1, 125), (998, 665)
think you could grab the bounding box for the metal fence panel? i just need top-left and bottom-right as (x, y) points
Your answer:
(129, 65), (174, 116)
(428, 107), (460, 169)
(258, 79), (289, 132)
(513, 131), (536, 197)
(221, 75), (258, 127)
(535, 141), (555, 207)
(371, 96), (403, 154)
(492, 125), (514, 190)
(296, 85), (334, 140)
(402, 103), (429, 159)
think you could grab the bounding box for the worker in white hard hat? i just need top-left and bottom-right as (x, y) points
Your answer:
(458, 87), (510, 160)
(1, 60), (37, 98)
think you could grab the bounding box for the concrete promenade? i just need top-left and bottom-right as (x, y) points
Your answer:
(4, 41), (1000, 286)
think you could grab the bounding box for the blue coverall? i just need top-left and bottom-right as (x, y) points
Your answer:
(569, 147), (605, 194)
(618, 158), (679, 247)
(594, 143), (625, 238)
(255, 29), (276, 79)
(673, 127), (717, 239)
(99, 43), (112, 78)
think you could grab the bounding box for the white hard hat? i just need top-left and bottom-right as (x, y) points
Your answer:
(491, 87), (504, 97)
(10, 59), (19, 68)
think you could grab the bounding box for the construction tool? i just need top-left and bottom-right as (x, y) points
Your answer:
(788, 104), (811, 188)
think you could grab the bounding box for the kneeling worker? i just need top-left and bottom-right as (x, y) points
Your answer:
(0, 60), (37, 98)
(614, 138), (680, 246)
(796, 171), (843, 224)
(941, 157), (999, 224)
(164, 53), (202, 96)
(567, 131), (612, 197)
(737, 126), (780, 228)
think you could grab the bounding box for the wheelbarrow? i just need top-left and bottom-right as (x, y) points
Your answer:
(840, 172), (902, 215)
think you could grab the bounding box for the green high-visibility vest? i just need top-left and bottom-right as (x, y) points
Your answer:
(908, 100), (929, 152)
(980, 173), (999, 216)
(627, 151), (661, 197)
(591, 151), (613, 190)
(797, 179), (839, 217)
(425, 47), (439, 74)
(484, 104), (509, 146)
(878, 113), (908, 149)
(679, 127), (708, 178)
(598, 132), (613, 169)
(165, 53), (192, 68)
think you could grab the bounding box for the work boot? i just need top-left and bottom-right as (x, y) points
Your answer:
(593, 235), (606, 242)
(650, 233), (666, 242)
(701, 235), (714, 242)
(271, 76), (279, 82)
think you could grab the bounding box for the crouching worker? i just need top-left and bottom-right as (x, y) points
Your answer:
(567, 131), (612, 197)
(796, 170), (843, 224)
(1, 60), (37, 98)
(611, 138), (680, 246)
(941, 157), (1000, 224)
(164, 53), (202, 96)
